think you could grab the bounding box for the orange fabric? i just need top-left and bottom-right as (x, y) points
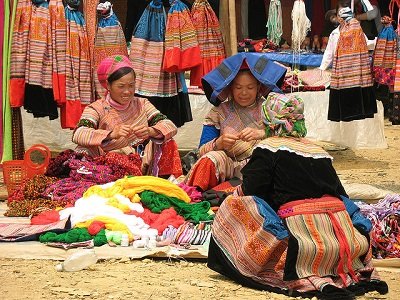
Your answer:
(158, 139), (183, 178)
(186, 157), (218, 191)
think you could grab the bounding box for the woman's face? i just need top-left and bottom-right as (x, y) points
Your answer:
(231, 71), (259, 107)
(107, 71), (135, 104)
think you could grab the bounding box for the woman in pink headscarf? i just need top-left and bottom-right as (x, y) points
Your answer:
(72, 55), (182, 177)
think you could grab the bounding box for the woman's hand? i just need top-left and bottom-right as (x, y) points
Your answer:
(215, 133), (239, 150)
(238, 127), (265, 141)
(130, 124), (150, 140)
(109, 124), (132, 139)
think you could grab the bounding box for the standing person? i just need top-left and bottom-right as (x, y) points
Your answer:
(354, 0), (382, 39)
(185, 52), (286, 191)
(208, 92), (388, 300)
(72, 55), (182, 178)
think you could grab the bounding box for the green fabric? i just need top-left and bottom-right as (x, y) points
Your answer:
(2, 0), (14, 162)
(39, 228), (108, 246)
(93, 229), (107, 246)
(140, 190), (213, 223)
(148, 113), (167, 127)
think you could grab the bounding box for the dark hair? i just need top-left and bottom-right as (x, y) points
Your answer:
(337, 0), (351, 10)
(107, 67), (135, 84)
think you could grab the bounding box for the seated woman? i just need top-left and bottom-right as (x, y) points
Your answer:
(208, 93), (388, 299)
(72, 55), (182, 177)
(185, 52), (286, 191)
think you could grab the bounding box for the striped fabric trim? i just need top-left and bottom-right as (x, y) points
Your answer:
(281, 198), (369, 282)
(50, 0), (67, 104)
(255, 137), (333, 160)
(163, 1), (201, 72)
(212, 195), (294, 289)
(10, 0), (31, 80)
(25, 4), (53, 89)
(331, 19), (373, 90)
(0, 218), (69, 242)
(94, 15), (128, 99)
(189, 0), (226, 86)
(212, 195), (375, 292)
(130, 38), (178, 97)
(65, 7), (92, 105)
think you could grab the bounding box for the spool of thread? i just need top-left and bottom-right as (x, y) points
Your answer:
(147, 239), (157, 249)
(120, 234), (129, 247)
(132, 240), (147, 248)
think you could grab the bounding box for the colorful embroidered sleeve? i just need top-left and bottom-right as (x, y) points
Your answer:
(72, 105), (111, 147)
(142, 98), (177, 140)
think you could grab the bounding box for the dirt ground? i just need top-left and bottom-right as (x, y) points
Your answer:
(1, 122), (400, 300)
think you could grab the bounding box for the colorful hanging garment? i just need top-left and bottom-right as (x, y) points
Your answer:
(373, 16), (397, 87)
(61, 0), (92, 129)
(94, 1), (128, 99)
(266, 0), (282, 45)
(130, 0), (178, 97)
(163, 0), (201, 73)
(190, 0), (225, 88)
(9, 0), (31, 107)
(391, 0), (400, 92)
(24, 0), (58, 120)
(49, 0), (67, 104)
(329, 9), (376, 122)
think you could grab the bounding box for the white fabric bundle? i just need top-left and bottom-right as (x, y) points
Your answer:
(291, 0), (311, 51)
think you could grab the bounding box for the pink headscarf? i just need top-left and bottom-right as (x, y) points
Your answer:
(97, 55), (133, 90)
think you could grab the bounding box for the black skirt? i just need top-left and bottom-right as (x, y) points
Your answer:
(328, 86), (377, 122)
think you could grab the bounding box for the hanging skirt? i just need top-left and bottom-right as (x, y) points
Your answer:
(9, 0), (31, 107)
(94, 13), (128, 99)
(62, 6), (91, 129)
(373, 24), (396, 87)
(209, 195), (377, 296)
(163, 0), (201, 73)
(49, 0), (67, 104)
(190, 0), (226, 87)
(24, 1), (58, 120)
(130, 1), (177, 97)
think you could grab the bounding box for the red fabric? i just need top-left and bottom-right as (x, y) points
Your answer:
(158, 139), (183, 178)
(30, 210), (60, 225)
(130, 207), (185, 235)
(87, 221), (106, 235)
(52, 73), (66, 104)
(10, 79), (26, 107)
(240, 60), (249, 70)
(60, 100), (86, 129)
(186, 157), (218, 191)
(311, 0), (324, 37)
(163, 46), (201, 73)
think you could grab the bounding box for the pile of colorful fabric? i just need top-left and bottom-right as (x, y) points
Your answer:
(5, 150), (142, 217)
(34, 176), (214, 247)
(357, 194), (400, 259)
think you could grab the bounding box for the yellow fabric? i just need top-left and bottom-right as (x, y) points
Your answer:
(84, 176), (191, 203)
(75, 216), (133, 240)
(106, 197), (131, 213)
